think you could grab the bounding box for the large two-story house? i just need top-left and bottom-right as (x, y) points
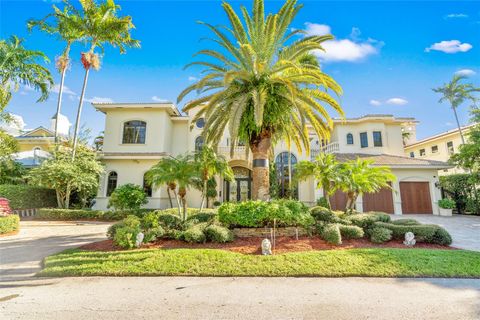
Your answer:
(92, 102), (450, 215)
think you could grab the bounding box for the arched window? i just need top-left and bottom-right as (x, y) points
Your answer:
(122, 121), (146, 144)
(106, 171), (118, 196)
(143, 173), (152, 197)
(195, 136), (204, 151)
(195, 118), (205, 129)
(275, 152), (298, 199)
(346, 133), (354, 145)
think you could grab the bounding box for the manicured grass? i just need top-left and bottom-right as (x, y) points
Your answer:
(38, 248), (480, 278)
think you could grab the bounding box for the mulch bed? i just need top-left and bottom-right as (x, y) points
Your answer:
(80, 236), (454, 255)
(0, 230), (19, 238)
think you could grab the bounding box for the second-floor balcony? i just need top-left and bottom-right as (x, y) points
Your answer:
(217, 145), (251, 161)
(310, 141), (340, 160)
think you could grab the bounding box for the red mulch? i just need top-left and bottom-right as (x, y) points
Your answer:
(80, 236), (454, 255)
(0, 230), (19, 238)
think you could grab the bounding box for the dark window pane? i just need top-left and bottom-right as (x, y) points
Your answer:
(143, 174), (152, 197)
(123, 121), (146, 144)
(360, 132), (368, 148)
(275, 152), (298, 199)
(106, 172), (118, 196)
(410, 152), (415, 158)
(196, 118), (205, 129)
(346, 133), (354, 145)
(195, 136), (204, 151)
(373, 131), (382, 147)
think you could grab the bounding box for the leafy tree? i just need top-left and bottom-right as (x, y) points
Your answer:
(433, 75), (479, 144)
(0, 130), (18, 157)
(178, 0), (344, 200)
(146, 154), (199, 221)
(0, 131), (25, 184)
(337, 158), (396, 212)
(28, 146), (103, 208)
(0, 35), (53, 114)
(108, 183), (148, 210)
(71, 0), (140, 158)
(450, 107), (480, 172)
(194, 146), (233, 211)
(28, 1), (85, 142)
(295, 153), (340, 208)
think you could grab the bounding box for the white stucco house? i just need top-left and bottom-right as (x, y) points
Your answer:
(92, 102), (451, 215)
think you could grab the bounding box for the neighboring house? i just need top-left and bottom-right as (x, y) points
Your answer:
(404, 124), (475, 175)
(92, 103), (450, 215)
(11, 113), (71, 168)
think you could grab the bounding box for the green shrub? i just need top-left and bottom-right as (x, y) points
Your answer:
(186, 212), (218, 224)
(0, 214), (20, 234)
(0, 185), (56, 209)
(374, 222), (452, 245)
(432, 227), (453, 246)
(183, 223), (207, 243)
(161, 207), (216, 218)
(316, 197), (330, 209)
(141, 211), (159, 229)
(346, 213), (391, 229)
(113, 226), (140, 249)
(438, 198), (456, 209)
(321, 224), (342, 245)
(107, 221), (125, 239)
(204, 224), (234, 243)
(143, 226), (165, 243)
(310, 206), (337, 223)
(108, 184), (148, 211)
(370, 227), (392, 244)
(338, 225), (364, 239)
(35, 208), (149, 221)
(392, 219), (420, 226)
(157, 212), (183, 230)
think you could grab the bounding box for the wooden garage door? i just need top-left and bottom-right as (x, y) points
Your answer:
(328, 190), (348, 211)
(400, 182), (432, 214)
(363, 186), (394, 214)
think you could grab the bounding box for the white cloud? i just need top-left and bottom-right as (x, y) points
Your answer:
(51, 84), (76, 96)
(305, 23), (381, 62)
(425, 40), (472, 53)
(0, 114), (26, 136)
(445, 13), (468, 19)
(369, 99), (382, 106)
(386, 98), (408, 106)
(85, 97), (114, 104)
(188, 76), (198, 82)
(151, 96), (169, 103)
(455, 69), (476, 77)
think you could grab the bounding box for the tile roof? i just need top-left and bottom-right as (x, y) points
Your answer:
(333, 153), (452, 169)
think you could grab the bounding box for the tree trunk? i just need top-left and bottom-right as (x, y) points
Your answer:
(250, 130), (272, 201)
(345, 191), (356, 212)
(199, 179), (207, 211)
(56, 190), (63, 209)
(166, 186), (173, 208)
(178, 187), (187, 221)
(65, 185), (71, 209)
(54, 67), (67, 144)
(172, 188), (182, 219)
(452, 107), (466, 144)
(72, 67), (90, 159)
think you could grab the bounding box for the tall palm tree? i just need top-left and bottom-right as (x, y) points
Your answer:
(0, 36), (53, 113)
(194, 146), (234, 211)
(71, 0), (140, 159)
(337, 158), (396, 212)
(294, 153), (340, 208)
(178, 0), (344, 200)
(146, 154), (199, 221)
(28, 1), (85, 143)
(433, 75), (479, 144)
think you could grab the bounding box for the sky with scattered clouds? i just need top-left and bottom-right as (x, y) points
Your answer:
(1, 0), (479, 140)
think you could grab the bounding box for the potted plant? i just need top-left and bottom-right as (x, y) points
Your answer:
(438, 198), (455, 216)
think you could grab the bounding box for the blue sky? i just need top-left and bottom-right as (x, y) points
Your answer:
(1, 0), (479, 140)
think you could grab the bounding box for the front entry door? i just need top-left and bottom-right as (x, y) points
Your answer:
(226, 178), (251, 202)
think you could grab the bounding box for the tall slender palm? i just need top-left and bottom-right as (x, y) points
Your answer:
(71, 0), (140, 158)
(0, 36), (53, 114)
(337, 159), (396, 212)
(294, 153), (340, 208)
(194, 146), (234, 211)
(146, 154), (199, 221)
(178, 0), (344, 200)
(433, 75), (479, 144)
(28, 1), (85, 143)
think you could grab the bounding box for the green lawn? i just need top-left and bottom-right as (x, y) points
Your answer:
(38, 248), (480, 278)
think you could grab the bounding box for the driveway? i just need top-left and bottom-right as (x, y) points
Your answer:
(0, 220), (111, 282)
(391, 214), (480, 251)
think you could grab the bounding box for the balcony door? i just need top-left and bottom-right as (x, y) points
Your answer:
(224, 166), (251, 202)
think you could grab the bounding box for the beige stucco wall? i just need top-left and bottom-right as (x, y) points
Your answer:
(17, 140), (53, 152)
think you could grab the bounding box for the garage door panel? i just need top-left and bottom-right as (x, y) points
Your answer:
(328, 190), (348, 211)
(363, 186), (394, 214)
(400, 182), (432, 214)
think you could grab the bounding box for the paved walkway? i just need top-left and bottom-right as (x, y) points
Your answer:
(0, 220), (111, 282)
(391, 214), (480, 251)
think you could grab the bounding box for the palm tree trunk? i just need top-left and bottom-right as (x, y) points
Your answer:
(345, 192), (356, 212)
(250, 131), (272, 201)
(166, 186), (173, 208)
(54, 67), (67, 144)
(72, 67), (90, 159)
(452, 106), (466, 144)
(199, 179), (207, 211)
(172, 188), (182, 218)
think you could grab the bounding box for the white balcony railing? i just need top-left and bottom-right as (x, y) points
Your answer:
(217, 146), (251, 161)
(310, 141), (340, 160)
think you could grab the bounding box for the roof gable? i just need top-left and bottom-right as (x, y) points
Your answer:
(19, 126), (54, 138)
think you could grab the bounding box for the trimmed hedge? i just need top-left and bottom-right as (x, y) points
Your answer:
(0, 214), (20, 234)
(0, 185), (56, 209)
(183, 223), (207, 243)
(392, 219), (420, 226)
(370, 227), (393, 244)
(338, 225), (364, 239)
(374, 222), (452, 245)
(205, 224), (234, 243)
(321, 224), (342, 245)
(310, 206), (345, 224)
(346, 212), (391, 229)
(36, 208), (151, 221)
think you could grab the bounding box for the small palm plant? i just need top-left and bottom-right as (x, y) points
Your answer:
(194, 146), (234, 211)
(337, 158), (396, 213)
(433, 75), (479, 144)
(295, 153), (340, 208)
(178, 0), (344, 200)
(28, 1), (85, 143)
(146, 154), (199, 221)
(0, 36), (53, 114)
(71, 0), (140, 158)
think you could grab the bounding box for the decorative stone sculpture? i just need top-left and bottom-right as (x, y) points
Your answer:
(403, 232), (416, 246)
(135, 232), (145, 248)
(261, 238), (272, 255)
